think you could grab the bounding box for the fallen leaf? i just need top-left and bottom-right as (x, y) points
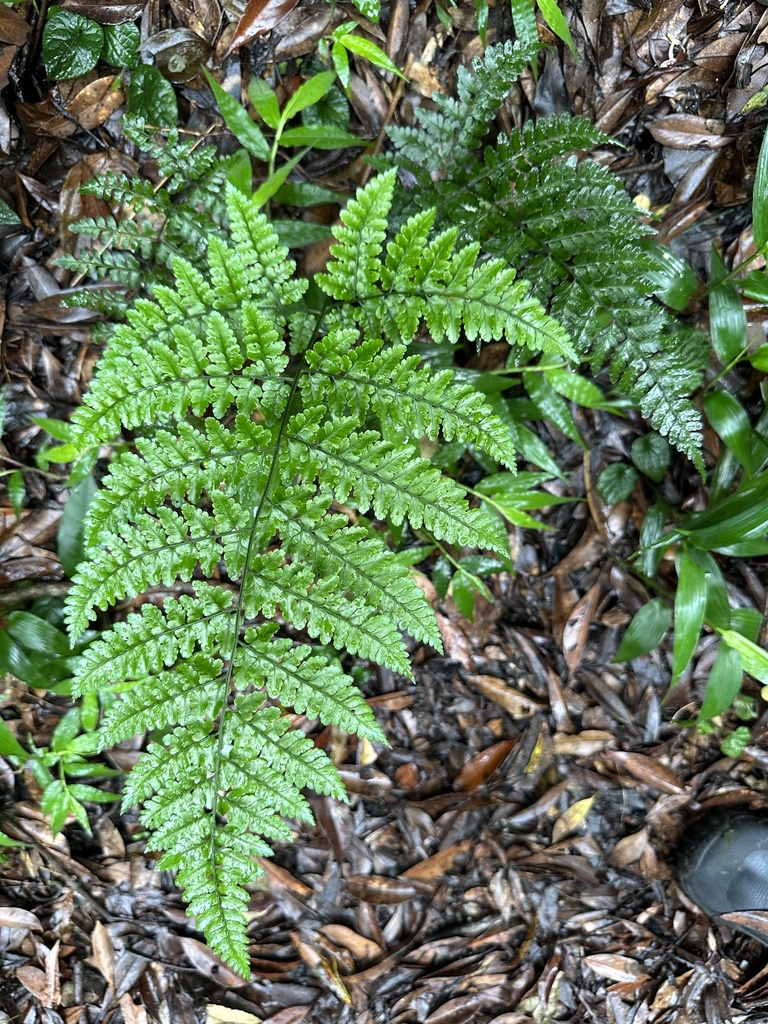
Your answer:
(465, 674), (546, 717)
(552, 794), (596, 843)
(91, 921), (115, 991)
(561, 580), (602, 674)
(607, 751), (688, 796)
(180, 936), (248, 986)
(402, 840), (473, 882)
(320, 924), (382, 961)
(60, 0), (146, 23)
(227, 0), (300, 53)
(345, 874), (424, 905)
(453, 739), (515, 792)
(552, 730), (614, 756)
(0, 906), (43, 931)
(119, 995), (148, 1024)
(650, 114), (732, 149)
(585, 953), (650, 983)
(0, 5), (30, 45)
(66, 75), (125, 130)
(206, 1006), (264, 1024)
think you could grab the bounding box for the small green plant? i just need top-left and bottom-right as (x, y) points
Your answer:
(42, 7), (139, 81)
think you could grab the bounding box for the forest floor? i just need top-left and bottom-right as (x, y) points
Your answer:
(2, 0), (768, 1022)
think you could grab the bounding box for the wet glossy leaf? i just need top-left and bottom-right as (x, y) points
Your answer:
(741, 269), (768, 303)
(614, 598), (671, 662)
(332, 41), (350, 92)
(639, 502), (670, 577)
(750, 344), (768, 371)
(302, 84), (350, 131)
(0, 198), (19, 225)
(60, 1), (145, 24)
(349, 0), (380, 20)
(671, 549), (707, 685)
(731, 608), (762, 642)
(544, 368), (612, 410)
(458, 555), (506, 575)
(253, 149), (307, 207)
(43, 8), (103, 80)
(220, 149), (252, 193)
(432, 556), (452, 599)
(640, 240), (700, 311)
(699, 643), (743, 720)
(0, 718), (28, 761)
(684, 472), (768, 549)
(454, 739), (515, 791)
(128, 63), (178, 126)
(510, 0), (538, 48)
(5, 612), (73, 657)
(451, 571), (478, 621)
(704, 390), (767, 477)
(754, 127), (768, 250)
(274, 181), (341, 206)
(687, 548), (730, 630)
(101, 21), (139, 67)
(248, 77), (280, 130)
(597, 463), (638, 504)
(710, 246), (746, 364)
(205, 70), (269, 161)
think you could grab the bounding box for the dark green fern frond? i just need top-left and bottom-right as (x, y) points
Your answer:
(381, 45), (706, 467)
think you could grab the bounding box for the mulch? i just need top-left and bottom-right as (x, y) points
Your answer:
(2, 0), (768, 1021)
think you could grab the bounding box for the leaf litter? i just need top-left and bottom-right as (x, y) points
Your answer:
(1, 0), (768, 1022)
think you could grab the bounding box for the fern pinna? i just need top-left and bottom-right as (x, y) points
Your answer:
(379, 41), (709, 469)
(64, 169), (572, 974)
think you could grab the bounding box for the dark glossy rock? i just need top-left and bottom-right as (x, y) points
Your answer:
(677, 810), (768, 922)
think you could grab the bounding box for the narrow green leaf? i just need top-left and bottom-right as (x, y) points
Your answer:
(205, 69), (270, 161)
(274, 182), (342, 207)
(5, 612), (73, 657)
(31, 416), (75, 442)
(282, 71), (337, 122)
(271, 220), (333, 248)
(248, 77), (281, 129)
(523, 370), (585, 449)
(614, 598), (671, 662)
(718, 629), (768, 684)
(8, 469), (24, 519)
(349, 0), (380, 19)
(750, 344), (768, 371)
(252, 149), (309, 208)
(753, 127), (768, 250)
(709, 246), (747, 364)
(220, 149), (252, 194)
(740, 269), (768, 303)
(731, 608), (763, 642)
(337, 33), (408, 80)
(686, 548), (730, 631)
(536, 0), (575, 53)
(432, 556), (453, 599)
(510, 0), (538, 48)
(278, 125), (363, 149)
(699, 643), (743, 721)
(671, 549), (707, 685)
(332, 41), (350, 92)
(639, 502), (670, 578)
(451, 572), (477, 621)
(544, 368), (612, 410)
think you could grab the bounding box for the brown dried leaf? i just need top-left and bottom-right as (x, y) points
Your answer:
(552, 730), (615, 757)
(561, 580), (602, 674)
(0, 906), (43, 931)
(180, 936), (248, 986)
(649, 115), (732, 149)
(345, 874), (423, 905)
(607, 751), (688, 796)
(17, 941), (60, 1008)
(608, 827), (649, 869)
(168, 0), (222, 40)
(551, 794), (596, 843)
(206, 1006), (264, 1024)
(320, 924), (382, 961)
(66, 75), (125, 130)
(141, 28), (211, 83)
(453, 739), (515, 792)
(720, 910), (768, 943)
(402, 840), (473, 883)
(435, 612), (472, 669)
(465, 675), (545, 717)
(227, 0), (300, 52)
(0, 6), (30, 45)
(584, 953), (650, 984)
(60, 0), (146, 24)
(91, 920), (116, 991)
(119, 995), (148, 1024)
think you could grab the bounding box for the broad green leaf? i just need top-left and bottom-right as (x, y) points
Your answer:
(544, 368), (612, 410)
(0, 718), (28, 761)
(751, 344), (768, 371)
(102, 22), (139, 68)
(709, 246), (746, 364)
(451, 571), (479, 621)
(631, 432), (670, 482)
(43, 8), (103, 80)
(704, 389), (767, 477)
(754, 127), (768, 250)
(699, 643), (743, 720)
(459, 555), (507, 575)
(31, 416), (75, 442)
(272, 220), (333, 248)
(614, 598), (671, 662)
(597, 463), (638, 504)
(59, 475), (98, 578)
(731, 607), (763, 642)
(220, 149), (253, 194)
(248, 77), (281, 129)
(536, 0), (575, 53)
(718, 629), (768, 684)
(41, 780), (71, 836)
(274, 182), (342, 206)
(475, 0), (489, 46)
(52, 708), (82, 752)
(686, 548), (730, 630)
(671, 549), (707, 686)
(80, 691), (99, 732)
(523, 370), (585, 449)
(432, 556), (453, 599)
(0, 629), (45, 686)
(741, 269), (768, 303)
(5, 612), (73, 657)
(337, 32), (407, 81)
(204, 69), (269, 161)
(278, 125), (363, 149)
(640, 240), (700, 311)
(349, 0), (380, 20)
(332, 41), (350, 92)
(302, 84), (350, 131)
(390, 544), (436, 566)
(128, 64), (178, 127)
(282, 71), (337, 121)
(684, 471), (768, 550)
